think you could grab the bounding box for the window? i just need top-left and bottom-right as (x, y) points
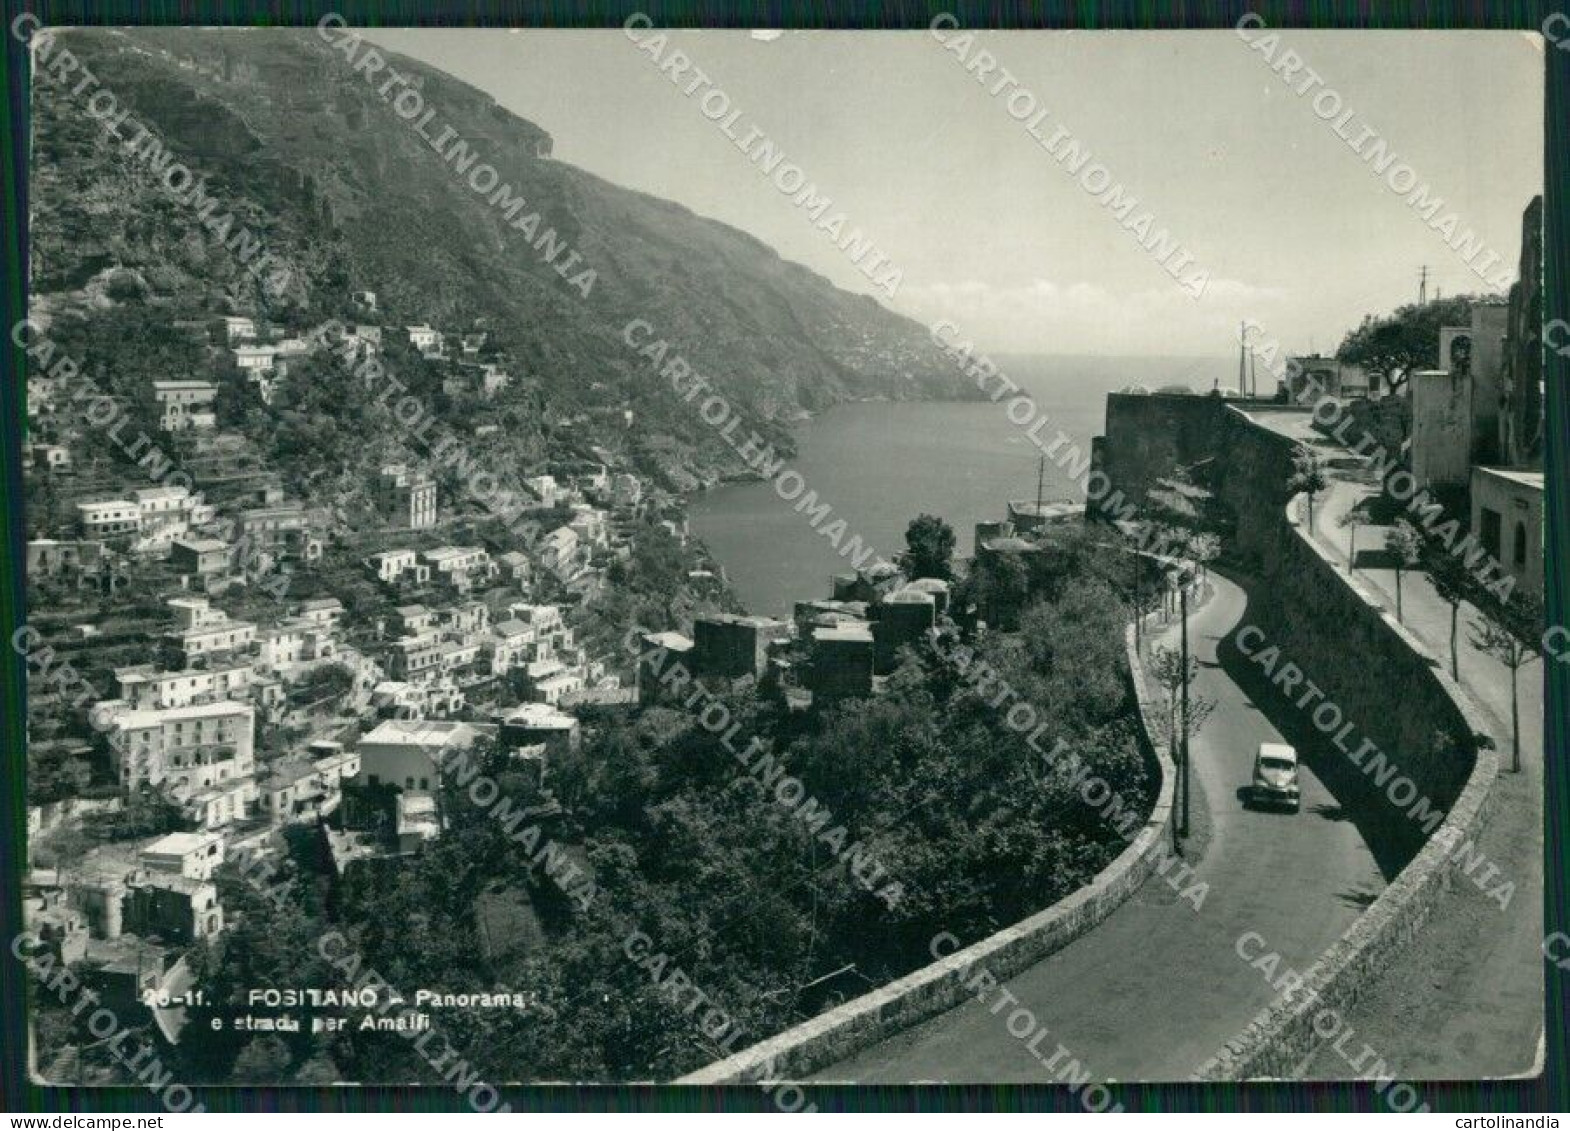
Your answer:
(1514, 522), (1528, 568)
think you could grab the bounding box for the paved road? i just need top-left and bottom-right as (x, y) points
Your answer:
(817, 573), (1386, 1083)
(1248, 409), (1544, 1079)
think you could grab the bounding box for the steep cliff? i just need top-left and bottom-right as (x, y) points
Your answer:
(27, 27), (976, 475)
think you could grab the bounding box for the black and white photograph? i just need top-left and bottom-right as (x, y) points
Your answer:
(1, 7), (1563, 1120)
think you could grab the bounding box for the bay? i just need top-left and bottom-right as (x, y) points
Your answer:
(690, 354), (1234, 615)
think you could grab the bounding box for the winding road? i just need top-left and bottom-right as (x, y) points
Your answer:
(816, 571), (1388, 1083)
(1245, 406), (1543, 1081)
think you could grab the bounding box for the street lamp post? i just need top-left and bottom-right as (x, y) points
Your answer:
(1178, 576), (1190, 839)
(1132, 552), (1141, 650)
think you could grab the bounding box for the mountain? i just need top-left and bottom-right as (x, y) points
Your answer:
(28, 27), (977, 485)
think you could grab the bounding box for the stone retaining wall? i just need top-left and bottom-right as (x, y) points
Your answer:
(1196, 494), (1500, 1079)
(1099, 397), (1501, 1079)
(678, 625), (1176, 1084)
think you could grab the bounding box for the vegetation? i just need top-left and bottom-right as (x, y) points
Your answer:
(1288, 446), (1330, 530)
(899, 514), (957, 581)
(1335, 295), (1479, 394)
(1470, 592), (1543, 773)
(1422, 535), (1477, 681)
(1148, 645), (1216, 765)
(1136, 464), (1226, 841)
(1384, 521), (1422, 623)
(170, 563), (1153, 1084)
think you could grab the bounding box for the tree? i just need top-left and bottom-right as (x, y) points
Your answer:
(900, 513), (956, 581)
(1288, 446), (1330, 530)
(1423, 536), (1478, 681)
(1148, 645), (1217, 759)
(1148, 644), (1215, 852)
(1138, 464), (1223, 841)
(1470, 593), (1542, 773)
(1384, 521), (1421, 623)
(1188, 532), (1222, 585)
(1335, 295), (1476, 395)
(966, 552), (1030, 631)
(296, 661), (354, 703)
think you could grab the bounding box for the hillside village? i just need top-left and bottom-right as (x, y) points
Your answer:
(19, 193), (1549, 1077)
(12, 25), (1550, 1094)
(19, 272), (1043, 1079)
(20, 286), (717, 1036)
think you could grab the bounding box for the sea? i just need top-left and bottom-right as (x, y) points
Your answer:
(689, 354), (1233, 616)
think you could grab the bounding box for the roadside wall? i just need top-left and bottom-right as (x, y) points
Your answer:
(678, 626), (1175, 1085)
(1100, 396), (1499, 1078)
(1099, 394), (1297, 565)
(1199, 497), (1499, 1078)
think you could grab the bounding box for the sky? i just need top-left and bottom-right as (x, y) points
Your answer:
(363, 27), (1543, 359)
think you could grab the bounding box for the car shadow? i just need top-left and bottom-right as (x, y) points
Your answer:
(1233, 786), (1297, 814)
(1210, 568), (1425, 881)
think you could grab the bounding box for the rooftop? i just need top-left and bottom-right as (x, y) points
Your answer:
(499, 703), (578, 730)
(131, 872), (208, 895)
(142, 831), (222, 858)
(423, 546), (482, 563)
(83, 936), (169, 976)
(982, 536), (1045, 554)
(814, 622), (874, 644)
(360, 719), (477, 750)
(642, 630), (693, 651)
(111, 700), (254, 729)
(1008, 500), (1085, 522)
(698, 613), (787, 629)
(1476, 466), (1545, 490)
(134, 486), (192, 502)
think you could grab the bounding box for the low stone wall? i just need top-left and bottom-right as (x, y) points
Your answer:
(1197, 495), (1500, 1080)
(678, 625), (1176, 1084)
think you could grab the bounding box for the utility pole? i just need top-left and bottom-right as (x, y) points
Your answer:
(1419, 264), (1428, 305)
(1249, 348), (1257, 398)
(1238, 322), (1248, 397)
(1034, 453), (1045, 516)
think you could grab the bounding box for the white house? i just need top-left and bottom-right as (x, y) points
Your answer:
(355, 719), (478, 794)
(233, 345), (277, 372)
(406, 325), (441, 354)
